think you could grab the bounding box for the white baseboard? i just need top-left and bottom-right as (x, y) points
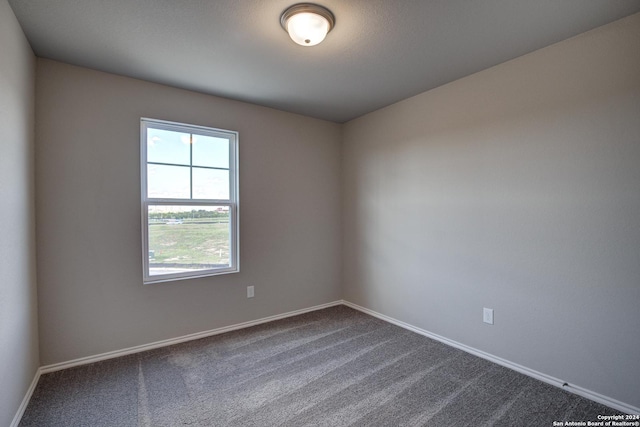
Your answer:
(14, 298), (638, 426)
(342, 300), (639, 415)
(40, 300), (343, 374)
(10, 368), (41, 427)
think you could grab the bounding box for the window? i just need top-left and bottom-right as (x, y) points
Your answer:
(141, 118), (239, 284)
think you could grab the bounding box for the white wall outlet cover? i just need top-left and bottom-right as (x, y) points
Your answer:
(247, 286), (255, 298)
(483, 308), (494, 325)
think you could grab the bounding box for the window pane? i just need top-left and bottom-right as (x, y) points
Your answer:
(147, 164), (190, 199)
(192, 135), (229, 168)
(147, 127), (191, 165)
(148, 205), (231, 276)
(193, 167), (229, 200)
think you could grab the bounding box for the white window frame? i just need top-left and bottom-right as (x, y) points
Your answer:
(141, 118), (239, 284)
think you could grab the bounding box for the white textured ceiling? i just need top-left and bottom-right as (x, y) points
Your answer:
(8, 0), (640, 122)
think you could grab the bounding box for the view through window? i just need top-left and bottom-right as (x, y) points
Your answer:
(141, 118), (238, 283)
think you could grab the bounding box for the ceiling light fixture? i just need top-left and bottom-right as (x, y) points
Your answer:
(280, 3), (335, 47)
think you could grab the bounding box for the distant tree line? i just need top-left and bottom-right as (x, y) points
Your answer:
(149, 209), (229, 220)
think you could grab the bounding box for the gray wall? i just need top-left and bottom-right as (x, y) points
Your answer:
(0, 0), (39, 425)
(35, 59), (342, 365)
(15, 7), (640, 414)
(343, 13), (640, 408)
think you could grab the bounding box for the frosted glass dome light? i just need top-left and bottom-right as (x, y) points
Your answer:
(281, 4), (335, 47)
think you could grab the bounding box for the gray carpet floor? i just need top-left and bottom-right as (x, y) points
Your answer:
(21, 305), (622, 426)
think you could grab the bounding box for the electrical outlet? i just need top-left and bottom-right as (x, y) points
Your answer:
(483, 308), (494, 325)
(247, 286), (254, 298)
